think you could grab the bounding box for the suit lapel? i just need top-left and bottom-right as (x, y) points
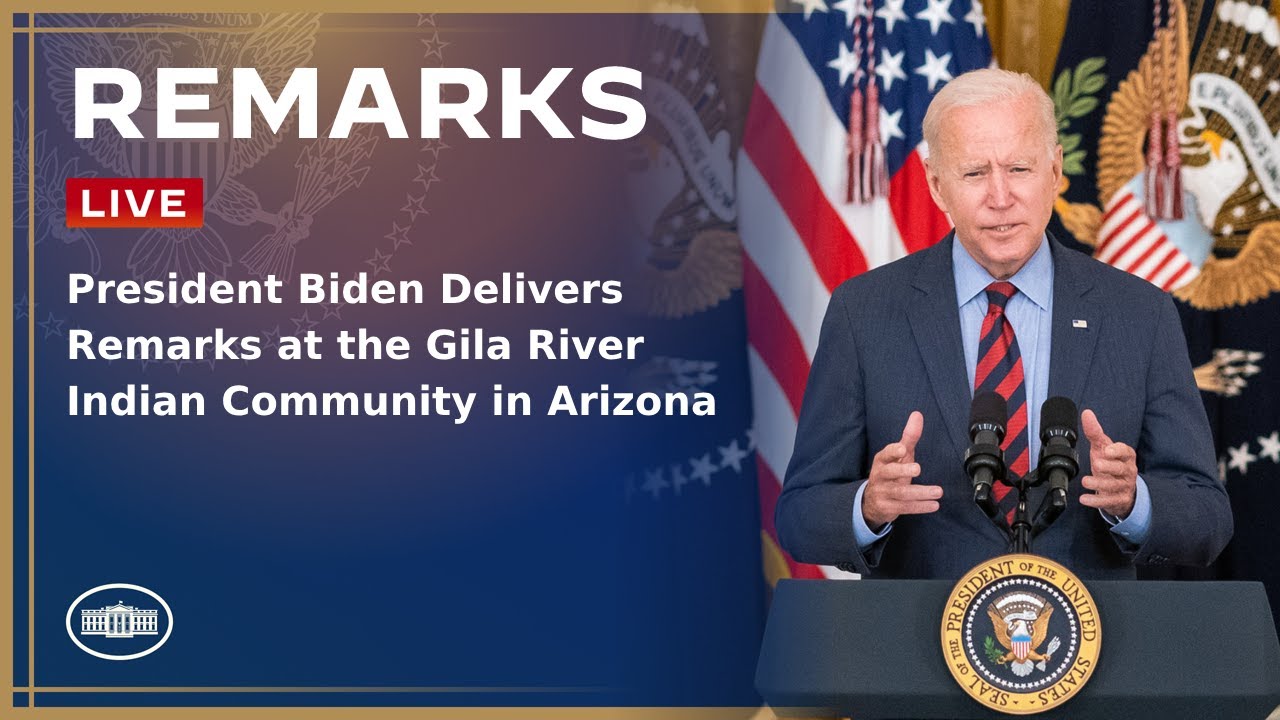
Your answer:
(1047, 235), (1100, 404)
(906, 233), (972, 459)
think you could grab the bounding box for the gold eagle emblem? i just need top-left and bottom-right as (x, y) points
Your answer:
(1056, 0), (1280, 310)
(986, 592), (1060, 678)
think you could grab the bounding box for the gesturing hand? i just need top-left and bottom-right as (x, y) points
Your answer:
(861, 411), (943, 531)
(1079, 409), (1138, 519)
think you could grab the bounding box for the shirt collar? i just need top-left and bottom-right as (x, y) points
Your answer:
(952, 234), (1053, 311)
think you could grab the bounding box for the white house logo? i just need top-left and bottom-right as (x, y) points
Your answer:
(66, 584), (172, 660)
(80, 602), (158, 638)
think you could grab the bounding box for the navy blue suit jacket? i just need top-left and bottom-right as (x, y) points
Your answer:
(776, 233), (1232, 580)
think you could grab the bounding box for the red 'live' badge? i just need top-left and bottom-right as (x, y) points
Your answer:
(65, 177), (204, 228)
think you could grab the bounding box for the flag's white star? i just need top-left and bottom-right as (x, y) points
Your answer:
(915, 0), (956, 35)
(876, 48), (907, 91)
(690, 454), (717, 486)
(876, 0), (908, 33)
(719, 440), (749, 473)
(828, 42), (862, 87)
(964, 0), (987, 37)
(1227, 441), (1258, 475)
(792, 0), (828, 21)
(915, 47), (954, 92)
(880, 107), (905, 142)
(832, 0), (868, 27)
(1258, 432), (1280, 464)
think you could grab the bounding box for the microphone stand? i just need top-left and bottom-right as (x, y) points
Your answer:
(1006, 469), (1037, 554)
(1000, 467), (1072, 553)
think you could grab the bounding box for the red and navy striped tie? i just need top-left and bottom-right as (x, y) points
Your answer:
(973, 281), (1028, 525)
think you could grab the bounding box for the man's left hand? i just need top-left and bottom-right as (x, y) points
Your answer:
(1079, 409), (1138, 519)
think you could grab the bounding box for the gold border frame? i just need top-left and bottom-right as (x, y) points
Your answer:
(3, 6), (772, 717)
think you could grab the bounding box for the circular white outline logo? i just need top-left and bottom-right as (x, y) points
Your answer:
(65, 583), (173, 661)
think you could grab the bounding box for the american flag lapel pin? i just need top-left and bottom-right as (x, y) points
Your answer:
(1073, 319), (1088, 329)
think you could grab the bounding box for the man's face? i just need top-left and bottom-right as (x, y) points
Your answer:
(924, 94), (1062, 280)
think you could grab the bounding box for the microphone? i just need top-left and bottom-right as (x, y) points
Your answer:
(965, 391), (1006, 519)
(1034, 396), (1080, 530)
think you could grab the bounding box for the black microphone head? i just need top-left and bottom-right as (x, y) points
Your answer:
(1040, 396), (1079, 443)
(970, 391), (1007, 431)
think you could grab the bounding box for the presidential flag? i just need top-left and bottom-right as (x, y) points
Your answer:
(1051, 0), (1280, 629)
(739, 0), (993, 581)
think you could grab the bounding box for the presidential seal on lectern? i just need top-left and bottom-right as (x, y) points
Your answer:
(942, 554), (1101, 714)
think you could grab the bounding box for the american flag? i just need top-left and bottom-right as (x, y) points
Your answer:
(1095, 184), (1200, 292)
(739, 0), (993, 580)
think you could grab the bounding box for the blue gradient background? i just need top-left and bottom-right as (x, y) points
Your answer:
(12, 13), (765, 709)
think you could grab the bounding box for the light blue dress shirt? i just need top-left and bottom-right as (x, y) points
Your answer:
(852, 236), (1151, 548)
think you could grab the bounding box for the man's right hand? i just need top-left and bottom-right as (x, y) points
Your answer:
(861, 411), (943, 531)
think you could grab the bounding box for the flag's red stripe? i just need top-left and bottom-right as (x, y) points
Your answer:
(889, 150), (950, 254)
(1102, 197), (1127, 220)
(743, 256), (811, 417)
(757, 457), (826, 580)
(1105, 218), (1158, 266)
(1146, 246), (1180, 284)
(742, 85), (868, 289)
(1096, 204), (1142, 256)
(1119, 234), (1167, 275)
(1162, 262), (1193, 291)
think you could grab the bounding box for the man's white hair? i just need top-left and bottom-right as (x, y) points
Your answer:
(922, 68), (1058, 160)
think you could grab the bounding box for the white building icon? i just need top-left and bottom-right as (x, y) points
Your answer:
(80, 602), (159, 638)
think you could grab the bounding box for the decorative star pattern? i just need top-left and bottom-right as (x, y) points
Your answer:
(37, 311), (65, 339)
(291, 311), (319, 337)
(15, 293), (33, 321)
(420, 30), (450, 62)
(365, 248), (393, 276)
(321, 302), (346, 321)
(628, 429), (756, 501)
(400, 193), (429, 223)
(384, 222), (413, 250)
